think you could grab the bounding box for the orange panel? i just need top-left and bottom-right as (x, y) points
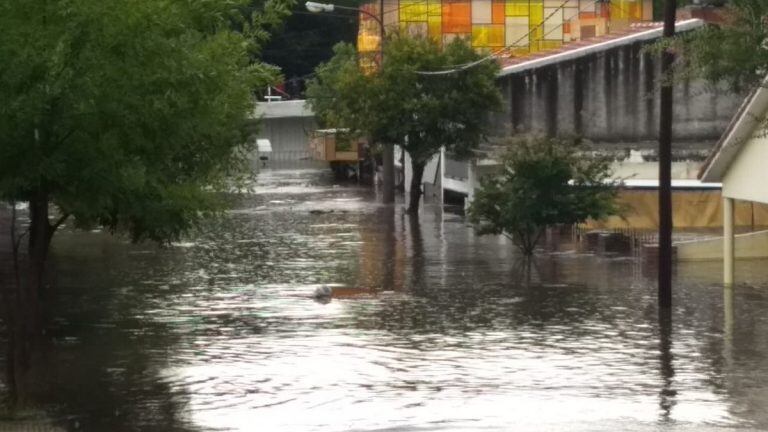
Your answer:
(562, 22), (570, 34)
(600, 3), (610, 18)
(492, 0), (505, 24)
(442, 0), (472, 33)
(579, 11), (596, 19)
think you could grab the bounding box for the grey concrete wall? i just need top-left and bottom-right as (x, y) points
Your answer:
(492, 41), (745, 157)
(250, 116), (326, 169)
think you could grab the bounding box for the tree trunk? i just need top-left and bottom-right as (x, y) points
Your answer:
(407, 161), (425, 215)
(25, 193), (53, 321)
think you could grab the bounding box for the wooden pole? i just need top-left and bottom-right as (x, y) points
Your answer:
(658, 0), (676, 308)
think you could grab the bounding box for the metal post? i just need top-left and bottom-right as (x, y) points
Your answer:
(658, 0), (676, 309)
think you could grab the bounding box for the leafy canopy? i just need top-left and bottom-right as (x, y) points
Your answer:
(307, 35), (501, 164)
(680, 0), (768, 89)
(468, 137), (620, 256)
(307, 34), (501, 212)
(0, 0), (292, 243)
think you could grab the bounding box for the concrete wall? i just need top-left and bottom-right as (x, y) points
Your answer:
(723, 131), (768, 204)
(492, 41), (743, 155)
(249, 100), (324, 168)
(250, 115), (328, 170)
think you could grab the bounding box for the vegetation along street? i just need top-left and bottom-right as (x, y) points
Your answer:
(2, 0), (768, 430)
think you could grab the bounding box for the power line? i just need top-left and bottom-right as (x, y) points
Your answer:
(415, 0), (586, 75)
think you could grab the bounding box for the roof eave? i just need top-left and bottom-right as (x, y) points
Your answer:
(498, 19), (704, 77)
(699, 77), (768, 182)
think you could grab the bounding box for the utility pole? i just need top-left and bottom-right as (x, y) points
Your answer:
(658, 0), (676, 308)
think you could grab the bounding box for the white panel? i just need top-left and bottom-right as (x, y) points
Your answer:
(505, 16), (529, 46)
(563, 6), (579, 21)
(543, 8), (563, 39)
(383, 0), (399, 28)
(472, 0), (492, 24)
(256, 139), (272, 153)
(722, 132), (768, 204)
(580, 0), (595, 12)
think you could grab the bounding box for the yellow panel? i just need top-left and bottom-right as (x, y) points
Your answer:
(505, 0), (529, 16)
(428, 0), (442, 15)
(357, 33), (380, 52)
(428, 15), (442, 38)
(357, 19), (381, 53)
(539, 39), (562, 49)
(471, 24), (504, 47)
(400, 0), (428, 21)
(529, 1), (543, 23)
(529, 0), (543, 49)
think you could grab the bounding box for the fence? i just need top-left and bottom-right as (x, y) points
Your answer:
(252, 150), (328, 170)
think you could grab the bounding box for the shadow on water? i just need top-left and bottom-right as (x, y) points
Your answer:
(1, 244), (199, 431)
(658, 307), (676, 423)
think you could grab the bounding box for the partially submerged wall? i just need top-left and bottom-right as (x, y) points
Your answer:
(677, 229), (768, 261)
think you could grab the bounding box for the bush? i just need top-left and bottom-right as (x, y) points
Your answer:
(468, 137), (620, 256)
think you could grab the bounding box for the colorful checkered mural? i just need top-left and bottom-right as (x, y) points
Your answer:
(358, 0), (650, 60)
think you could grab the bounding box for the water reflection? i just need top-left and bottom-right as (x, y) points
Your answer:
(2, 169), (768, 431)
(658, 308), (676, 422)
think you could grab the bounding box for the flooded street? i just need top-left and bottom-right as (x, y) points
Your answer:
(3, 168), (768, 431)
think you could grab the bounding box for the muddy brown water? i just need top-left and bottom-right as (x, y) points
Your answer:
(2, 169), (768, 431)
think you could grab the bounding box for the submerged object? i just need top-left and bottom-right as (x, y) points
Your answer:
(312, 285), (332, 299)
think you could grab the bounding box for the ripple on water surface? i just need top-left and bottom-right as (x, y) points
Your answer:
(7, 169), (768, 432)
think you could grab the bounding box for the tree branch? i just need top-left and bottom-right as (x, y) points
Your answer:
(51, 212), (71, 233)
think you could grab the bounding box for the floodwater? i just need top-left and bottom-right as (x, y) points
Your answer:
(2, 169), (768, 432)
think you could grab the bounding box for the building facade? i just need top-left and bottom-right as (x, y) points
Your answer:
(358, 0), (653, 66)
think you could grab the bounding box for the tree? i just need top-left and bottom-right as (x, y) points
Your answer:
(467, 137), (620, 256)
(261, 2), (358, 93)
(306, 35), (501, 214)
(0, 0), (292, 316)
(680, 0), (768, 89)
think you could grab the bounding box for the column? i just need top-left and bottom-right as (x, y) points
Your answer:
(724, 196), (735, 286)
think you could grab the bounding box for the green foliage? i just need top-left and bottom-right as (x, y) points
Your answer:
(0, 0), (292, 244)
(468, 137), (620, 256)
(371, 35), (501, 165)
(679, 0), (768, 89)
(306, 42), (372, 131)
(306, 34), (501, 211)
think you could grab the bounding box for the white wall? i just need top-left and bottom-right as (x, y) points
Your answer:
(403, 151), (440, 192)
(723, 132), (768, 204)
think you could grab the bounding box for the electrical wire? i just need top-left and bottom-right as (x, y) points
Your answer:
(415, 0), (603, 75)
